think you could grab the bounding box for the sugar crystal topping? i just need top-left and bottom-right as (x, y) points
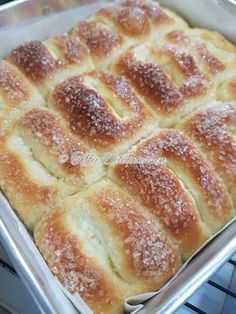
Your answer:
(119, 56), (184, 112)
(185, 104), (236, 178)
(97, 188), (178, 278)
(20, 109), (87, 174)
(49, 34), (89, 64)
(37, 212), (114, 300)
(121, 0), (172, 24)
(0, 61), (29, 105)
(74, 21), (121, 56)
(9, 41), (56, 81)
(115, 162), (197, 235)
(100, 6), (150, 36)
(52, 74), (145, 147)
(118, 130), (232, 218)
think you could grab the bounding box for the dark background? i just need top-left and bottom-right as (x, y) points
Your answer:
(0, 0), (13, 4)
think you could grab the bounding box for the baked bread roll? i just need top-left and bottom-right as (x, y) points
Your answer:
(49, 70), (157, 154)
(158, 28), (236, 78)
(7, 34), (94, 98)
(34, 179), (181, 313)
(71, 0), (188, 69)
(0, 60), (44, 132)
(0, 108), (102, 230)
(111, 24), (236, 127)
(178, 102), (236, 206)
(111, 43), (214, 127)
(157, 28), (236, 102)
(109, 129), (234, 258)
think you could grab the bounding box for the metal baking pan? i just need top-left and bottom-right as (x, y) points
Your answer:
(0, 1), (236, 313)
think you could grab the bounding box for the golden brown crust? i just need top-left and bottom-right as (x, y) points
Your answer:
(50, 71), (154, 152)
(35, 179), (181, 311)
(121, 0), (172, 25)
(71, 1), (187, 68)
(7, 35), (94, 96)
(113, 44), (213, 126)
(0, 133), (59, 230)
(94, 6), (151, 37)
(113, 162), (209, 258)
(116, 53), (184, 113)
(35, 208), (125, 314)
(165, 30), (226, 75)
(48, 34), (90, 64)
(163, 28), (236, 81)
(0, 60), (30, 106)
(8, 36), (91, 82)
(179, 103), (236, 205)
(137, 130), (234, 226)
(18, 109), (87, 178)
(94, 0), (187, 42)
(8, 40), (56, 82)
(0, 60), (44, 132)
(89, 183), (181, 288)
(153, 45), (210, 99)
(111, 129), (234, 249)
(72, 21), (122, 57)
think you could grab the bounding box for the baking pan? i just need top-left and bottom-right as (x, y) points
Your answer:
(0, 1), (236, 313)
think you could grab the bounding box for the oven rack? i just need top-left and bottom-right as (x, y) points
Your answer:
(1, 256), (236, 313)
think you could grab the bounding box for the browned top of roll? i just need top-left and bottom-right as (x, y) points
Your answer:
(8, 40), (56, 82)
(112, 129), (233, 238)
(153, 44), (210, 99)
(50, 71), (150, 151)
(8, 35), (90, 83)
(92, 185), (181, 285)
(137, 130), (232, 218)
(72, 21), (122, 57)
(179, 104), (236, 201)
(113, 161), (209, 258)
(165, 29), (226, 75)
(34, 208), (124, 314)
(0, 134), (59, 230)
(18, 109), (88, 177)
(94, 0), (185, 40)
(114, 45), (211, 116)
(35, 178), (181, 309)
(94, 6), (151, 37)
(0, 139), (57, 207)
(121, 0), (172, 25)
(0, 61), (30, 106)
(116, 53), (183, 113)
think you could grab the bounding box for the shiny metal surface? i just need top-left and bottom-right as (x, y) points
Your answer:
(219, 0), (236, 15)
(0, 0), (109, 27)
(0, 193), (77, 314)
(137, 221), (236, 314)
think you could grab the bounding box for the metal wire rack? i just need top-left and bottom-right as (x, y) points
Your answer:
(183, 258), (236, 314)
(1, 256), (236, 313)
